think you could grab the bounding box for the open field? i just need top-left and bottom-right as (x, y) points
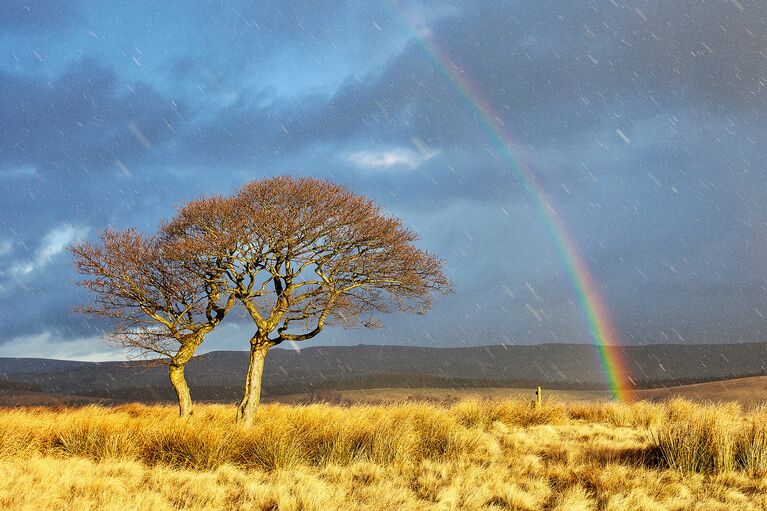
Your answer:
(3, 373), (767, 413)
(272, 374), (767, 408)
(0, 390), (114, 407)
(2, 399), (767, 510)
(4, 343), (767, 404)
(270, 387), (614, 405)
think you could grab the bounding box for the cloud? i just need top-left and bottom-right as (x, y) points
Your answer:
(0, 0), (766, 353)
(346, 144), (440, 170)
(0, 330), (126, 361)
(0, 59), (182, 176)
(0, 240), (12, 257)
(0, 167), (37, 180)
(10, 225), (88, 278)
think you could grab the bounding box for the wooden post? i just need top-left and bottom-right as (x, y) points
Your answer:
(536, 386), (542, 409)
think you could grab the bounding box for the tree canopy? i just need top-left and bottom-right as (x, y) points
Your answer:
(165, 176), (451, 423)
(73, 176), (451, 423)
(71, 228), (236, 416)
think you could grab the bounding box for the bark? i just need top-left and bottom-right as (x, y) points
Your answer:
(168, 338), (201, 418)
(169, 363), (193, 418)
(236, 342), (270, 425)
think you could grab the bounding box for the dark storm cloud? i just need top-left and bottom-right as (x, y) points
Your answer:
(426, 0), (767, 144)
(0, 59), (182, 174)
(0, 59), (189, 344)
(173, 0), (766, 195)
(0, 0), (766, 357)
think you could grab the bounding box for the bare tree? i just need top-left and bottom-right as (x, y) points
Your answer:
(165, 177), (452, 425)
(70, 228), (236, 417)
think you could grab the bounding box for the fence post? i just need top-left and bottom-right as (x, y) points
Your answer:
(536, 386), (542, 409)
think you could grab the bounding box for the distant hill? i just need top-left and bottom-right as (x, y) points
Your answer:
(0, 343), (766, 403)
(636, 375), (767, 408)
(0, 358), (90, 375)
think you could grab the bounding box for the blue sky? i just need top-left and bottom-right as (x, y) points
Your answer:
(1, 0), (766, 360)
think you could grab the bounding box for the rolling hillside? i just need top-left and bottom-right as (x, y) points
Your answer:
(0, 342), (765, 403)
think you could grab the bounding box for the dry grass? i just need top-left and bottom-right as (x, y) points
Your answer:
(651, 400), (767, 476)
(1, 399), (767, 510)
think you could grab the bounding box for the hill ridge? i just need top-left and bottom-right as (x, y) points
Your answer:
(1, 342), (766, 402)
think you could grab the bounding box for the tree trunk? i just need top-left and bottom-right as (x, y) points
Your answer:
(168, 336), (204, 419)
(236, 342), (270, 426)
(169, 363), (193, 418)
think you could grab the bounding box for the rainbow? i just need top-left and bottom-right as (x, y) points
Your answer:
(386, 5), (634, 401)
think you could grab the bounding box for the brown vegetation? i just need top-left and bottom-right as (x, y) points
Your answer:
(71, 177), (451, 423)
(1, 399), (767, 510)
(164, 176), (451, 424)
(70, 228), (236, 418)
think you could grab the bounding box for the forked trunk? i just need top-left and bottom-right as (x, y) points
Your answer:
(236, 342), (270, 425)
(169, 363), (193, 418)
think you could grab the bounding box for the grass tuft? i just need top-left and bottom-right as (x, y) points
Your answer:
(1, 398), (767, 510)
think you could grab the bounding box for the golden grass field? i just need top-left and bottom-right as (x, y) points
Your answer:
(1, 398), (767, 510)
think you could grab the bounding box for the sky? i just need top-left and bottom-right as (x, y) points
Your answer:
(0, 0), (766, 360)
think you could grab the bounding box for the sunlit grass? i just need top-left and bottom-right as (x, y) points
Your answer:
(1, 399), (767, 510)
(651, 399), (767, 476)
